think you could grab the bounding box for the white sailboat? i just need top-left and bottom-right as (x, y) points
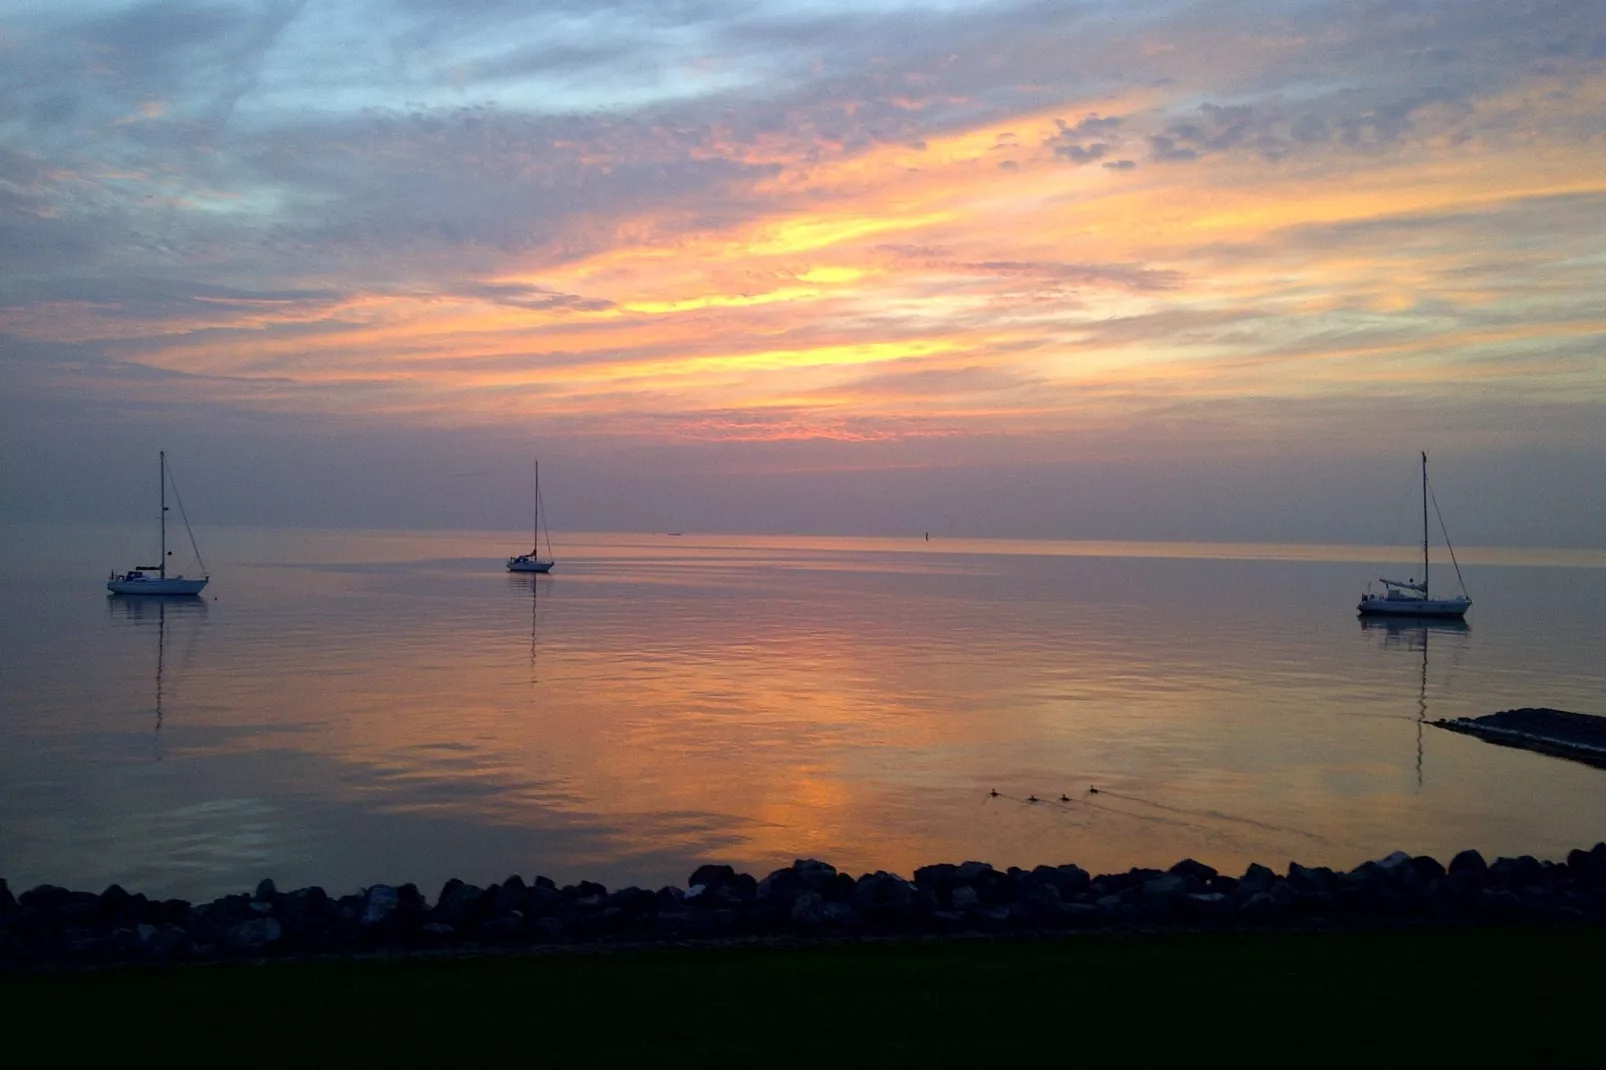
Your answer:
(506, 459), (555, 574)
(1357, 451), (1470, 619)
(107, 451), (210, 596)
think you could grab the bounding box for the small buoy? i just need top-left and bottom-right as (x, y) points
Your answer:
(1088, 787), (1099, 794)
(1027, 794), (1039, 803)
(989, 789), (999, 797)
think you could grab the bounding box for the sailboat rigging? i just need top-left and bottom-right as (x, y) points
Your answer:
(1357, 451), (1470, 619)
(506, 459), (555, 573)
(107, 451), (209, 596)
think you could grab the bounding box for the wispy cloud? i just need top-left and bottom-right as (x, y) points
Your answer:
(2, 0), (1603, 535)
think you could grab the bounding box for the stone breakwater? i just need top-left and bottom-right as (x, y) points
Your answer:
(1433, 708), (1606, 769)
(5, 844), (1606, 968)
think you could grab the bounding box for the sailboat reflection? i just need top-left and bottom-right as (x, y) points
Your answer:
(109, 595), (208, 743)
(508, 574), (547, 685)
(1360, 616), (1470, 787)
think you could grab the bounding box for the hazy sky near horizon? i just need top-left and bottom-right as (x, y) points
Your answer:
(2, 0), (1603, 544)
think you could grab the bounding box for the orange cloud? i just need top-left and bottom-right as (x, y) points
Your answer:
(64, 69), (1606, 450)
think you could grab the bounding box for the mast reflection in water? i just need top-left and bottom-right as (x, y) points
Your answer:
(108, 594), (209, 747)
(1360, 616), (1471, 789)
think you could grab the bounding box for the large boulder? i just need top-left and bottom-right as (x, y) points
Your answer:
(99, 886), (153, 926)
(1287, 863), (1336, 894)
(277, 887), (331, 938)
(570, 880), (609, 903)
(688, 864), (737, 890)
(1477, 889), (1523, 919)
(851, 872), (915, 921)
(1169, 859), (1218, 884)
(1344, 861), (1387, 892)
(1239, 892), (1280, 919)
(756, 868), (803, 903)
(1375, 852), (1415, 880)
(1567, 848), (1605, 889)
(1056, 902), (1100, 927)
(478, 914), (526, 942)
(793, 859), (839, 892)
(19, 885), (73, 915)
(1141, 874), (1187, 901)
(1237, 863), (1278, 897)
(1488, 855), (1544, 889)
(790, 890), (824, 927)
(606, 887), (659, 916)
(1181, 893), (1232, 921)
(1054, 865), (1092, 895)
(913, 863), (959, 894)
(1018, 879), (1061, 908)
(525, 884), (561, 915)
(419, 922), (455, 942)
(436, 883), (486, 927)
(821, 902), (861, 928)
(225, 917), (282, 952)
(1411, 855), (1446, 882)
(491, 877), (528, 914)
(361, 885), (399, 927)
(136, 923), (188, 958)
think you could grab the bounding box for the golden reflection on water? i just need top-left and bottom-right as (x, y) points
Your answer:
(4, 527), (1605, 898)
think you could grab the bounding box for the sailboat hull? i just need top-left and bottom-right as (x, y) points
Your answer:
(108, 575), (208, 596)
(506, 558), (553, 574)
(1357, 595), (1469, 619)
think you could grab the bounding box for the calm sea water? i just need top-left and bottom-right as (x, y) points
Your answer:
(3, 524), (1604, 901)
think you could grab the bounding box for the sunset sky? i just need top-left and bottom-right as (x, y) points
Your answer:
(3, 0), (1603, 544)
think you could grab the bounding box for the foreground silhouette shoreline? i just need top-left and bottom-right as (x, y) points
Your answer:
(6, 844), (1605, 970)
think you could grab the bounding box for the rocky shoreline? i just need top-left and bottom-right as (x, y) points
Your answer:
(6, 844), (1606, 969)
(1433, 707), (1606, 769)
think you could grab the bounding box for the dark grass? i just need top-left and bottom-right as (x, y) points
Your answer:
(8, 929), (1601, 1065)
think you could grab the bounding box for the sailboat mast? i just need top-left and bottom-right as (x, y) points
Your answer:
(1421, 450), (1429, 600)
(533, 460), (540, 556)
(160, 450), (168, 580)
